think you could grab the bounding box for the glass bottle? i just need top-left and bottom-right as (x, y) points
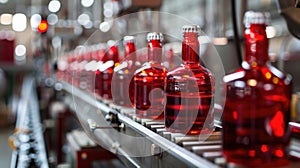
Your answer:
(94, 47), (106, 98)
(222, 11), (292, 167)
(165, 25), (215, 135)
(71, 54), (80, 87)
(66, 54), (73, 83)
(133, 32), (167, 119)
(98, 45), (119, 100)
(112, 36), (139, 107)
(79, 49), (90, 90)
(56, 56), (68, 81)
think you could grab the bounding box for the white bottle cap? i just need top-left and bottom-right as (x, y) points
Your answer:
(123, 36), (135, 45)
(147, 32), (163, 42)
(243, 11), (271, 28)
(182, 25), (200, 34)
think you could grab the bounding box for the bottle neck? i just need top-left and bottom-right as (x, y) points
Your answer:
(244, 24), (269, 67)
(148, 39), (162, 63)
(182, 32), (200, 65)
(106, 46), (119, 63)
(124, 42), (136, 61)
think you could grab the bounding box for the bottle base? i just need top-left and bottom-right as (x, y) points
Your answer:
(165, 127), (213, 135)
(223, 150), (290, 168)
(135, 109), (164, 120)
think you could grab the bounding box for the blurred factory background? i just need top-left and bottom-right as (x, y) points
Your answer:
(0, 0), (300, 168)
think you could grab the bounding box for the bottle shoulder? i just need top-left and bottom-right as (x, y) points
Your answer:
(167, 64), (214, 81)
(114, 61), (139, 74)
(223, 64), (292, 86)
(134, 63), (167, 77)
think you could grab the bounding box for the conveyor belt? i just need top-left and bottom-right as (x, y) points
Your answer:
(61, 81), (300, 168)
(10, 76), (49, 168)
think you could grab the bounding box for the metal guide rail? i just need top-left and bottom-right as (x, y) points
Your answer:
(10, 76), (49, 168)
(61, 81), (300, 168)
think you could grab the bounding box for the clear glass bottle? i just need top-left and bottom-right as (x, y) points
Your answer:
(79, 49), (90, 90)
(94, 47), (106, 98)
(222, 11), (292, 167)
(133, 32), (167, 119)
(165, 25), (215, 135)
(66, 54), (73, 83)
(112, 36), (139, 107)
(98, 45), (119, 99)
(72, 54), (80, 87)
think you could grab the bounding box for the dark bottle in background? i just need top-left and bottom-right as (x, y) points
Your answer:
(94, 47), (106, 98)
(112, 36), (140, 107)
(98, 44), (119, 100)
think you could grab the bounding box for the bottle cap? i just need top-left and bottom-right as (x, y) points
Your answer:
(123, 36), (135, 45)
(147, 32), (163, 42)
(182, 25), (200, 34)
(243, 11), (271, 28)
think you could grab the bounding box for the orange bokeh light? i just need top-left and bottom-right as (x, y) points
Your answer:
(37, 20), (48, 33)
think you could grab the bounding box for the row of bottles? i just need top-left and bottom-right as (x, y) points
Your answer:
(56, 11), (292, 167)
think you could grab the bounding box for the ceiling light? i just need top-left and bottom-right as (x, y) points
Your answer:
(77, 13), (90, 26)
(99, 21), (110, 32)
(81, 0), (94, 8)
(47, 14), (58, 25)
(30, 14), (41, 30)
(12, 13), (27, 32)
(48, 0), (61, 13)
(0, 0), (8, 4)
(0, 13), (12, 25)
(15, 45), (26, 58)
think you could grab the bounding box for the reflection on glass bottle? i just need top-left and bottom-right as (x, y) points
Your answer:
(165, 25), (215, 135)
(94, 48), (106, 98)
(222, 11), (292, 167)
(133, 32), (167, 119)
(79, 50), (90, 90)
(112, 36), (140, 107)
(98, 45), (119, 100)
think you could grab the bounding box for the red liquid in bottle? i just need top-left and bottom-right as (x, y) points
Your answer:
(0, 31), (15, 63)
(72, 55), (80, 87)
(99, 45), (119, 99)
(222, 11), (292, 167)
(134, 32), (167, 119)
(112, 36), (140, 107)
(165, 25), (215, 135)
(94, 48), (105, 97)
(65, 55), (70, 83)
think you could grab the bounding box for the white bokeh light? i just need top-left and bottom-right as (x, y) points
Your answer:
(83, 21), (93, 29)
(103, 1), (113, 9)
(0, 13), (12, 25)
(47, 14), (58, 25)
(52, 36), (62, 48)
(30, 14), (42, 30)
(266, 26), (276, 38)
(77, 13), (90, 26)
(99, 21), (110, 32)
(15, 45), (26, 57)
(74, 25), (83, 35)
(81, 0), (94, 7)
(48, 0), (61, 13)
(12, 13), (27, 32)
(104, 9), (113, 18)
(0, 0), (8, 4)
